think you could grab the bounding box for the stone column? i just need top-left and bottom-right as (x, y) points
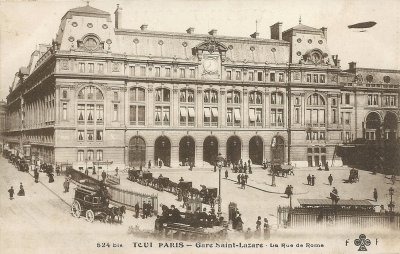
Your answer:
(173, 85), (179, 128)
(264, 88), (270, 128)
(196, 88), (203, 127)
(170, 144), (179, 167)
(147, 84), (154, 126)
(243, 88), (248, 128)
(220, 88), (226, 127)
(195, 143), (203, 167)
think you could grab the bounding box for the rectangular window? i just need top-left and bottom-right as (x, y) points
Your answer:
(155, 106), (170, 126)
(87, 150), (94, 161)
(307, 74), (312, 83)
(130, 105), (136, 124)
(130, 66), (135, 76)
(227, 70), (232, 80)
(165, 67), (171, 77)
(140, 66), (146, 76)
(98, 63), (104, 73)
(87, 104), (94, 122)
(180, 68), (186, 78)
(295, 108), (300, 123)
(96, 150), (103, 161)
(113, 104), (118, 121)
(332, 109), (337, 123)
(77, 104), (85, 122)
(258, 72), (263, 81)
(138, 106), (145, 125)
(79, 63), (85, 73)
(345, 94), (350, 104)
(78, 150), (84, 162)
(190, 69), (195, 78)
(236, 71), (241, 80)
(78, 130), (84, 141)
(62, 103), (67, 120)
(319, 74), (326, 83)
(249, 72), (254, 81)
(113, 92), (118, 101)
(155, 67), (160, 77)
(313, 74), (318, 83)
(163, 107), (170, 125)
(88, 63), (94, 73)
(269, 72), (275, 82)
(278, 73), (284, 82)
(96, 130), (103, 141)
(87, 130), (94, 141)
(96, 105), (104, 123)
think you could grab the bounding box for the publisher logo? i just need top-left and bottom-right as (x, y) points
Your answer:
(354, 234), (371, 251)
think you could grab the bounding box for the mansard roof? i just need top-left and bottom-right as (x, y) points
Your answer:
(62, 5), (111, 21)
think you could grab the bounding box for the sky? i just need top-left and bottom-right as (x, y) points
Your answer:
(0, 0), (399, 101)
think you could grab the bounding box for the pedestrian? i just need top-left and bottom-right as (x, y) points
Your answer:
(307, 174), (311, 185)
(373, 188), (378, 202)
(241, 175), (246, 189)
(148, 160), (151, 169)
(134, 202), (140, 218)
(85, 168), (89, 175)
(328, 174), (333, 186)
(244, 162), (247, 174)
(324, 162), (329, 171)
(244, 174), (249, 184)
(256, 216), (262, 230)
(142, 201), (147, 219)
(225, 169), (228, 179)
(92, 166), (96, 175)
(391, 175), (396, 185)
(147, 200), (153, 217)
(263, 218), (270, 240)
(101, 170), (106, 182)
(214, 163), (217, 172)
(271, 173), (276, 187)
(237, 174), (241, 184)
(179, 177), (184, 182)
(8, 186), (14, 200)
(63, 178), (69, 193)
(236, 214), (243, 231)
(249, 164), (252, 174)
(17, 183), (25, 196)
(311, 175), (315, 186)
(115, 167), (119, 176)
(48, 172), (54, 183)
(34, 169), (39, 183)
(56, 165), (61, 176)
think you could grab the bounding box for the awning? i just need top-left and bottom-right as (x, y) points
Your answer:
(204, 108), (211, 118)
(249, 109), (256, 121)
(234, 108), (241, 121)
(211, 108), (218, 117)
(188, 108), (195, 117)
(180, 107), (187, 117)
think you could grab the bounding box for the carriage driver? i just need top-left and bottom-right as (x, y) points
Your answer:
(97, 183), (110, 207)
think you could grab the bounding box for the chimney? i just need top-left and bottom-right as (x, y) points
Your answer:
(140, 24), (148, 31)
(114, 4), (122, 29)
(208, 29), (217, 36)
(270, 22), (282, 40)
(250, 32), (260, 39)
(321, 27), (327, 40)
(349, 61), (356, 71)
(186, 27), (195, 34)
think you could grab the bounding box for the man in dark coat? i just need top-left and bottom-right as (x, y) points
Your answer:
(311, 175), (315, 186)
(142, 201), (147, 219)
(8, 186), (14, 200)
(373, 188), (378, 202)
(170, 205), (181, 223)
(134, 202), (140, 218)
(237, 174), (241, 184)
(307, 174), (311, 185)
(101, 170), (107, 182)
(225, 169), (228, 179)
(328, 174), (333, 186)
(34, 169), (39, 183)
(17, 183), (25, 196)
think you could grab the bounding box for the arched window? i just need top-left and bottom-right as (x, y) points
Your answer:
(249, 91), (263, 127)
(180, 88), (195, 103)
(306, 93), (325, 106)
(204, 89), (218, 103)
(77, 86), (104, 125)
(227, 90), (241, 127)
(129, 87), (146, 125)
(155, 88), (170, 102)
(305, 93), (326, 127)
(271, 92), (283, 105)
(180, 88), (195, 127)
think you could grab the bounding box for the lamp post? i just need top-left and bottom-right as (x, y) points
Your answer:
(216, 153), (224, 218)
(388, 187), (395, 213)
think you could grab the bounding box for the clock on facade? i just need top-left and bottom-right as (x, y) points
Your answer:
(202, 57), (219, 75)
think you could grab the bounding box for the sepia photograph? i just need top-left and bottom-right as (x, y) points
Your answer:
(0, 0), (399, 253)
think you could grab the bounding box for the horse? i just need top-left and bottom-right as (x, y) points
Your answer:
(112, 205), (126, 223)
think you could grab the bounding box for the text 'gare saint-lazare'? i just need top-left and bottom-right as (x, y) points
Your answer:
(132, 241), (325, 248)
(4, 3), (399, 170)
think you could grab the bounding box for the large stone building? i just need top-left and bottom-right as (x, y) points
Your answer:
(4, 4), (399, 169)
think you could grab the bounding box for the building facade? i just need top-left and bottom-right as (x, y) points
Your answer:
(4, 4), (399, 169)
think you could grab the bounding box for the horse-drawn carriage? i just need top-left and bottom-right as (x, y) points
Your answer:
(270, 164), (294, 177)
(71, 182), (125, 223)
(348, 168), (359, 183)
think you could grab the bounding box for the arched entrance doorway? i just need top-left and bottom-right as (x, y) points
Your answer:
(249, 136), (263, 165)
(128, 136), (146, 167)
(154, 136), (171, 167)
(271, 136), (284, 163)
(203, 136), (218, 165)
(383, 112), (398, 140)
(227, 136), (241, 164)
(365, 112), (381, 140)
(179, 136), (195, 165)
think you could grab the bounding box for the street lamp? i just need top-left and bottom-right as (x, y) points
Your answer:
(388, 187), (395, 213)
(216, 152), (224, 218)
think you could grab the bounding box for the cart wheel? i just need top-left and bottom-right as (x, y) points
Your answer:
(86, 210), (95, 223)
(71, 200), (81, 218)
